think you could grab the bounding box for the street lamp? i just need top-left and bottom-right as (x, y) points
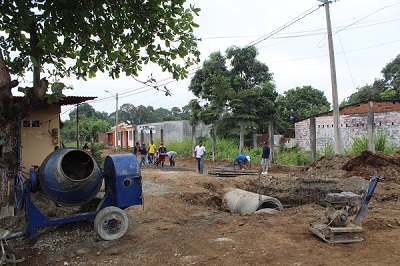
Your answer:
(105, 90), (119, 151)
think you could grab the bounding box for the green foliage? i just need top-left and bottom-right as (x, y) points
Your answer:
(277, 86), (330, 128)
(347, 131), (395, 156)
(164, 139), (194, 158)
(163, 138), (264, 163)
(323, 141), (335, 156)
(349, 135), (368, 156)
(275, 145), (311, 166)
(1, 1), (201, 81)
(375, 130), (387, 152)
(381, 54), (400, 99)
(345, 54), (400, 104)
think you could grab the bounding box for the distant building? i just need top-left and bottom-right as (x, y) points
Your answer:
(107, 120), (211, 149)
(295, 100), (400, 151)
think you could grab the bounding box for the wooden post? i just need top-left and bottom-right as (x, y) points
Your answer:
(310, 117), (317, 165)
(268, 120), (274, 164)
(367, 101), (375, 153)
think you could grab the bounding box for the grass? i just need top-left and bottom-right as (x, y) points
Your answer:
(62, 131), (399, 167)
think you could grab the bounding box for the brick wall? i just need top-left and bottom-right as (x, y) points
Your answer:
(296, 111), (400, 151)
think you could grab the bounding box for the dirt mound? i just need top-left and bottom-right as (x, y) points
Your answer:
(308, 151), (400, 183)
(343, 150), (400, 182)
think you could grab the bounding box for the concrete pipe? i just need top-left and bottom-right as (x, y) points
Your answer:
(224, 189), (283, 215)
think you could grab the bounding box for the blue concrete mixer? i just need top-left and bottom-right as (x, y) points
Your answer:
(12, 148), (142, 241)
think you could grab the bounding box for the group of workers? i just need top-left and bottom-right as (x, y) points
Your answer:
(86, 139), (270, 174)
(133, 140), (177, 168)
(235, 141), (270, 175)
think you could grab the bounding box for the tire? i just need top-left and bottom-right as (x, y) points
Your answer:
(79, 197), (102, 213)
(14, 172), (25, 210)
(94, 206), (129, 240)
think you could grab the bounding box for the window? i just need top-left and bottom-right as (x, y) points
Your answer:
(22, 120), (40, 128)
(129, 131), (133, 140)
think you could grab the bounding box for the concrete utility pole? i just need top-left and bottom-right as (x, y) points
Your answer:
(105, 90), (119, 151)
(319, 0), (342, 154)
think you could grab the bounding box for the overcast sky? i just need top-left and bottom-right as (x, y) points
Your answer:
(51, 0), (400, 120)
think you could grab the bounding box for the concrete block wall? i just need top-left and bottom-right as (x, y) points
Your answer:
(296, 111), (400, 151)
(139, 120), (211, 144)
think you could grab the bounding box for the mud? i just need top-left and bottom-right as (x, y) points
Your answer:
(0, 150), (399, 265)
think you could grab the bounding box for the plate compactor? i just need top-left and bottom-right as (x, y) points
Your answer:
(9, 148), (143, 241)
(310, 172), (381, 244)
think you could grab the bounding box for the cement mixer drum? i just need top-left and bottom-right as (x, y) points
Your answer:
(39, 148), (102, 206)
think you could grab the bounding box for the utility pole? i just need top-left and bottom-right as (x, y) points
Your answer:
(115, 93), (119, 151)
(319, 0), (342, 154)
(105, 91), (119, 151)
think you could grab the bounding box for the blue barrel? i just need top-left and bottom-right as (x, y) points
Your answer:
(39, 148), (102, 206)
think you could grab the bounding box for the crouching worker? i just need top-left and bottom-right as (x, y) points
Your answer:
(235, 154), (250, 170)
(166, 151), (177, 166)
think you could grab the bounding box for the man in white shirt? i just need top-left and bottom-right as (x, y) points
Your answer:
(166, 151), (177, 166)
(194, 141), (206, 174)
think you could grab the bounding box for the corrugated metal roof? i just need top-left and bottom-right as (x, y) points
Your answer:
(13, 96), (96, 105)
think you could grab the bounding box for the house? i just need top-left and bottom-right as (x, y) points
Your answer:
(295, 100), (400, 151)
(13, 96), (96, 170)
(106, 120), (211, 149)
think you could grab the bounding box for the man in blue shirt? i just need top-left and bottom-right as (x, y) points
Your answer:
(261, 142), (270, 175)
(235, 154), (250, 170)
(139, 142), (150, 168)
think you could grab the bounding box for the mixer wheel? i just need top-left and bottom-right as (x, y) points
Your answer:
(94, 206), (128, 240)
(14, 172), (25, 210)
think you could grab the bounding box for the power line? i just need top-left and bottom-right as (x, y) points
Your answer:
(266, 39), (400, 64)
(246, 4), (322, 47)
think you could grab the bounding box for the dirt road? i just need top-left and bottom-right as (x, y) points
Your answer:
(2, 153), (400, 265)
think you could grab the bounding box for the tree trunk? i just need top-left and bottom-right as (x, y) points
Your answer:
(239, 122), (245, 154)
(211, 124), (217, 161)
(0, 47), (48, 206)
(0, 50), (19, 206)
(268, 119), (274, 164)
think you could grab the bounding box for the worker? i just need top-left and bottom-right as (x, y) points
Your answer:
(235, 154), (250, 170)
(166, 151), (178, 166)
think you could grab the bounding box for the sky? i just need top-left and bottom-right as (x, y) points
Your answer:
(21, 0), (400, 120)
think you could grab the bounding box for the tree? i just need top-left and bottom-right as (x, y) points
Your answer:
(344, 54), (400, 105)
(185, 99), (203, 153)
(278, 86), (330, 129)
(346, 80), (385, 105)
(0, 1), (200, 205)
(189, 51), (232, 160)
(225, 46), (273, 153)
(382, 54), (400, 99)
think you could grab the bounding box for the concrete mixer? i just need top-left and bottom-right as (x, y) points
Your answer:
(12, 148), (142, 241)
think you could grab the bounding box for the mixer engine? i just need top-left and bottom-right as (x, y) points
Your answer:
(325, 192), (362, 227)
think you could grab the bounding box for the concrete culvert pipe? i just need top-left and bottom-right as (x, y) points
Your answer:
(224, 189), (283, 215)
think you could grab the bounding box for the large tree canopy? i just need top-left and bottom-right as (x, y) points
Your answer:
(1, 0), (201, 82)
(0, 0), (201, 205)
(277, 86), (330, 130)
(343, 54), (400, 106)
(189, 46), (275, 154)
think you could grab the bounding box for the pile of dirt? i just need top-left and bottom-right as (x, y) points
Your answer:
(309, 154), (353, 178)
(343, 150), (400, 183)
(308, 150), (400, 183)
